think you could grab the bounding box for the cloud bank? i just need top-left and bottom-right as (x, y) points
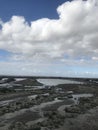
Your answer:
(0, 0), (98, 77)
(0, 0), (98, 62)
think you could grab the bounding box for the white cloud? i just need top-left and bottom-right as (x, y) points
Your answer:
(0, 0), (98, 64)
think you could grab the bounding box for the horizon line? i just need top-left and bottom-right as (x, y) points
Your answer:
(0, 74), (98, 80)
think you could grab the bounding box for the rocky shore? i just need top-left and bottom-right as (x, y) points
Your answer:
(0, 77), (98, 130)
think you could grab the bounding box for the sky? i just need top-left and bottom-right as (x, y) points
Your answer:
(0, 0), (98, 77)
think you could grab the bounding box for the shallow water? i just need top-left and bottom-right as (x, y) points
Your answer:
(57, 93), (93, 115)
(72, 93), (93, 105)
(0, 98), (62, 121)
(0, 100), (14, 107)
(37, 78), (82, 86)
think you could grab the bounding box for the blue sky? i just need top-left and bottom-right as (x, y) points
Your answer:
(0, 0), (98, 77)
(0, 0), (66, 58)
(0, 0), (69, 21)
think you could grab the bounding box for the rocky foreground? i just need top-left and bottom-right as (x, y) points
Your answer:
(0, 77), (98, 130)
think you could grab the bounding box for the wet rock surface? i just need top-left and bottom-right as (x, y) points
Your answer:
(0, 77), (98, 130)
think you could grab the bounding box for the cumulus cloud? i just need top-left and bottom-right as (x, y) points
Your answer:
(0, 0), (98, 63)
